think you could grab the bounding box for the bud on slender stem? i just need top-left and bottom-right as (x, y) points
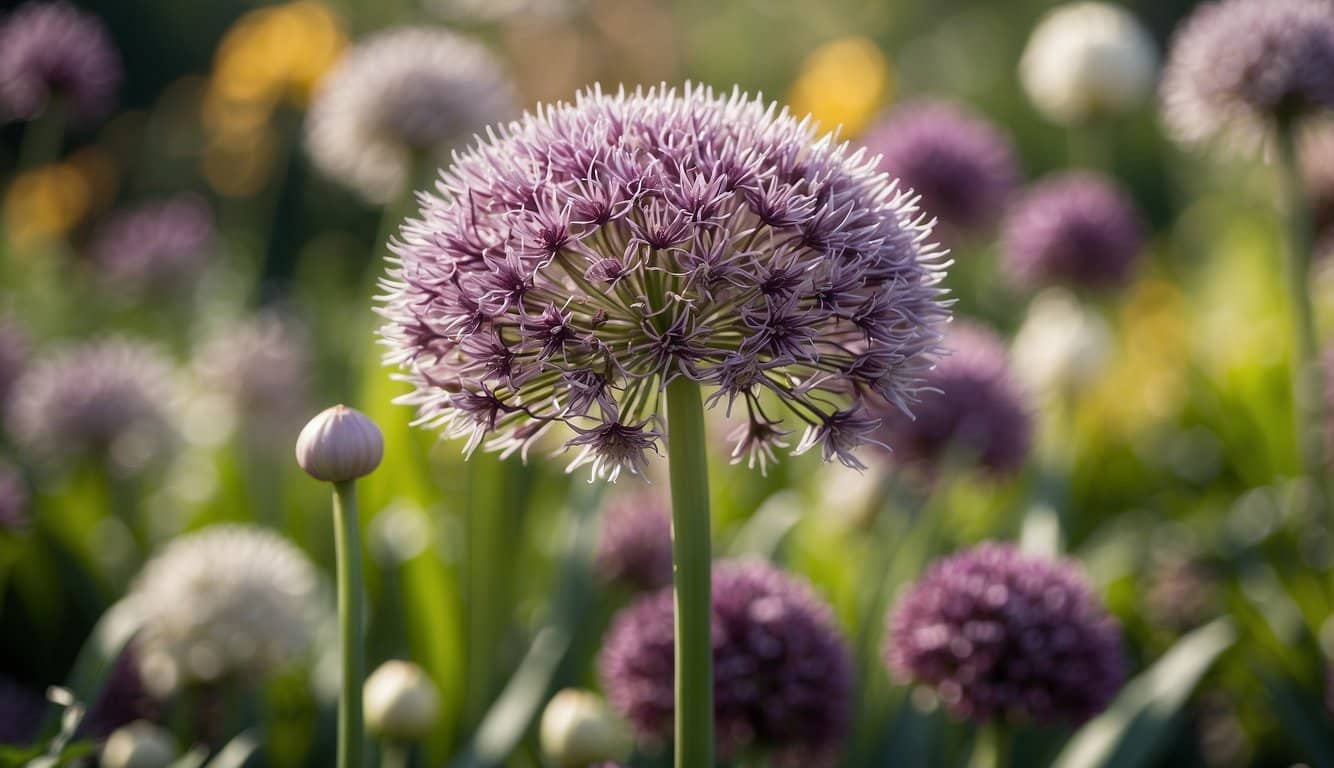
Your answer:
(296, 404), (384, 483)
(365, 660), (441, 743)
(539, 688), (633, 768)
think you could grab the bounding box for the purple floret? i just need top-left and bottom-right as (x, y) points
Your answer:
(378, 84), (949, 480)
(886, 542), (1126, 725)
(1002, 171), (1144, 292)
(0, 1), (121, 122)
(599, 560), (852, 767)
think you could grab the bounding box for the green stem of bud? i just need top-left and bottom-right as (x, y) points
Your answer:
(334, 479), (367, 768)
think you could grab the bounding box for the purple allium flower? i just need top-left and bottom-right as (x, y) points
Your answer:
(596, 490), (673, 592)
(861, 100), (1019, 240)
(90, 196), (214, 295)
(5, 337), (179, 473)
(379, 84), (949, 480)
(599, 560), (853, 766)
(305, 27), (516, 204)
(0, 313), (29, 408)
(1160, 0), (1334, 150)
(872, 322), (1032, 477)
(193, 311), (310, 448)
(1001, 171), (1144, 292)
(0, 1), (121, 123)
(0, 460), (29, 531)
(0, 676), (44, 745)
(886, 542), (1126, 725)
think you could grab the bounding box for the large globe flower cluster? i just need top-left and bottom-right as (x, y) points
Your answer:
(379, 84), (949, 480)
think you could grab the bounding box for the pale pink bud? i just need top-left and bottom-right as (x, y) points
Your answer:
(295, 405), (384, 482)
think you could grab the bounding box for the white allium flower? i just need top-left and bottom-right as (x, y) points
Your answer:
(1019, 2), (1158, 126)
(1011, 289), (1113, 400)
(128, 525), (324, 697)
(305, 26), (516, 204)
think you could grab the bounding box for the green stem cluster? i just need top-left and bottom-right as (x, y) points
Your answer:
(665, 377), (714, 768)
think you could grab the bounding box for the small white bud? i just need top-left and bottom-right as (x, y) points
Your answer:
(100, 721), (177, 768)
(1019, 2), (1158, 126)
(364, 660), (441, 742)
(295, 405), (384, 482)
(539, 688), (632, 768)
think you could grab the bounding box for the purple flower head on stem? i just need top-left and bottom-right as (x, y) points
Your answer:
(0, 1), (121, 123)
(306, 26), (516, 204)
(596, 489), (673, 592)
(1161, 0), (1334, 150)
(5, 337), (179, 473)
(1002, 171), (1144, 292)
(90, 195), (214, 295)
(599, 559), (853, 767)
(862, 100), (1019, 241)
(872, 321), (1032, 477)
(379, 84), (950, 481)
(886, 542), (1126, 725)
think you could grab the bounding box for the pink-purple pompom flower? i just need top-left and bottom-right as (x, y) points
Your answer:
(886, 542), (1126, 725)
(599, 560), (852, 766)
(378, 84), (949, 480)
(90, 196), (214, 295)
(0, 1), (121, 123)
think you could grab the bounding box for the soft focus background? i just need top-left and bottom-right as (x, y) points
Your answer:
(1, 0), (1332, 766)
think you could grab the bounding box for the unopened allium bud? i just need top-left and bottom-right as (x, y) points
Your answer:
(539, 688), (633, 768)
(100, 721), (176, 768)
(295, 405), (384, 483)
(1161, 0), (1334, 151)
(0, 1), (121, 123)
(379, 84), (949, 479)
(364, 660), (441, 742)
(1020, 2), (1158, 126)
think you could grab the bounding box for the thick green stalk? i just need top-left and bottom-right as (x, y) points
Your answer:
(665, 377), (714, 768)
(1275, 117), (1330, 511)
(333, 480), (367, 768)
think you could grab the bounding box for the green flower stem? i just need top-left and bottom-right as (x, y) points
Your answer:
(968, 722), (1008, 768)
(1275, 116), (1330, 510)
(333, 479), (367, 768)
(665, 376), (714, 768)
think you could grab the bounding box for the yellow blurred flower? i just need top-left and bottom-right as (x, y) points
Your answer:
(3, 149), (112, 246)
(787, 37), (892, 138)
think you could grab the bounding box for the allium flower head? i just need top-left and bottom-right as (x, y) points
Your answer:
(306, 27), (516, 204)
(596, 490), (673, 592)
(886, 542), (1126, 725)
(1161, 0), (1334, 150)
(91, 196), (214, 295)
(379, 84), (949, 481)
(129, 524), (323, 697)
(0, 461), (29, 531)
(599, 559), (852, 766)
(872, 322), (1032, 477)
(0, 1), (121, 122)
(193, 312), (310, 447)
(6, 338), (179, 473)
(1019, 2), (1158, 126)
(862, 100), (1019, 241)
(0, 314), (29, 406)
(1002, 171), (1144, 292)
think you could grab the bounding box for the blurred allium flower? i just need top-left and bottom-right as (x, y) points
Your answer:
(0, 314), (29, 406)
(380, 84), (948, 480)
(0, 461), (29, 531)
(596, 490), (673, 592)
(861, 101), (1018, 241)
(1019, 2), (1158, 126)
(90, 196), (214, 295)
(1011, 289), (1113, 399)
(1160, 0), (1334, 150)
(0, 676), (44, 745)
(1002, 171), (1144, 292)
(886, 542), (1125, 725)
(599, 560), (852, 766)
(1144, 557), (1219, 632)
(6, 338), (179, 473)
(0, 1), (121, 122)
(129, 525), (322, 698)
(193, 312), (310, 447)
(429, 0), (580, 22)
(305, 27), (516, 204)
(872, 322), (1032, 477)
